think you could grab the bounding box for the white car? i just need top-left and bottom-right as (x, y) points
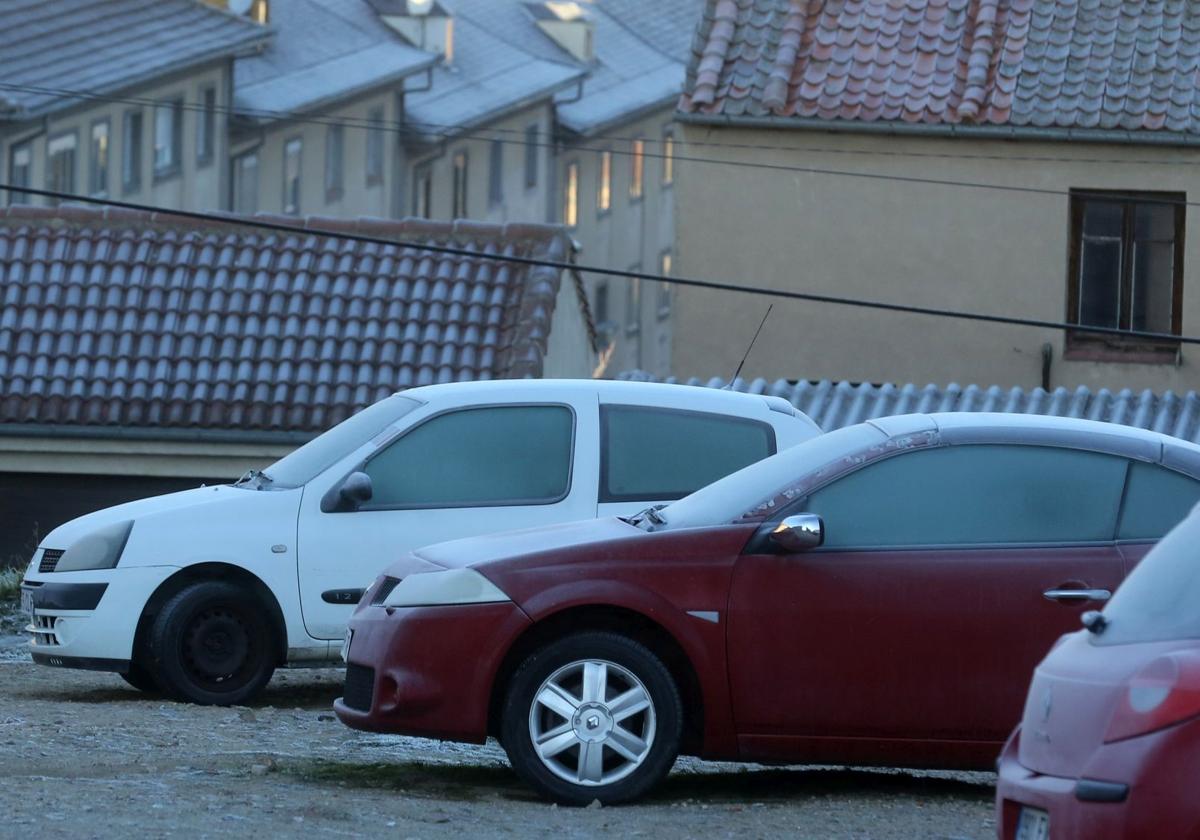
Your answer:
(19, 379), (819, 704)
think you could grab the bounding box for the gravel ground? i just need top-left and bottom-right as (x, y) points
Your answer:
(0, 599), (997, 839)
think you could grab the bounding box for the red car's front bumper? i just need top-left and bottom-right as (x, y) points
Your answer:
(996, 726), (1200, 840)
(334, 600), (532, 743)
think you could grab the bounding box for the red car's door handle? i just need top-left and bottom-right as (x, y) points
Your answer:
(1042, 588), (1111, 602)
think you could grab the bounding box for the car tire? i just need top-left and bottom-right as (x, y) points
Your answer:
(500, 632), (682, 805)
(147, 581), (276, 706)
(119, 662), (159, 693)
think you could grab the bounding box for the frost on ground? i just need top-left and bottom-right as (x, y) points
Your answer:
(0, 599), (995, 838)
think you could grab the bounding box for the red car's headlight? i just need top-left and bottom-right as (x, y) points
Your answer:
(1104, 652), (1200, 743)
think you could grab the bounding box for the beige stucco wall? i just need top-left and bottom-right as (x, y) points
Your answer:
(0, 435), (291, 479)
(405, 103), (557, 223)
(542, 277), (597, 379)
(563, 107), (678, 378)
(234, 88), (402, 219)
(2, 63), (232, 212)
(673, 125), (1200, 392)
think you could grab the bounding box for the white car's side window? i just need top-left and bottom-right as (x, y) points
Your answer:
(362, 404), (576, 509)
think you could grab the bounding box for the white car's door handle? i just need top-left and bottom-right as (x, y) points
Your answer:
(1043, 588), (1111, 602)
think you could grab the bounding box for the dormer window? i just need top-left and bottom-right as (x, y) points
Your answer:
(371, 0), (454, 61)
(525, 1), (595, 62)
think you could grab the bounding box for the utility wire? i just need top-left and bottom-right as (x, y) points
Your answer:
(2, 182), (1198, 347)
(4, 80), (1200, 182)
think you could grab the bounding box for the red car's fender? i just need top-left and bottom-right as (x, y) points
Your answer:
(481, 559), (742, 759)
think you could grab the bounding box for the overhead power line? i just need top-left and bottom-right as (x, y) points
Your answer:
(1, 183), (1198, 348)
(3, 81), (1199, 185)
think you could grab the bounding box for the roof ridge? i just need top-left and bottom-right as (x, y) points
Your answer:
(958, 0), (1001, 121)
(762, 0), (810, 113)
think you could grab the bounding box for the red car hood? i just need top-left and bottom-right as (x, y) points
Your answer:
(1018, 631), (1199, 777)
(410, 517), (645, 571)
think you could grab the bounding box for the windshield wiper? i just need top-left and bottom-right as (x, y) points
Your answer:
(233, 469), (274, 490)
(623, 504), (668, 531)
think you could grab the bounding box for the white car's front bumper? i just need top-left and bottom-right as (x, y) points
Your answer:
(21, 562), (179, 671)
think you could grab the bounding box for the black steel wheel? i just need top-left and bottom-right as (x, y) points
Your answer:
(148, 580), (276, 705)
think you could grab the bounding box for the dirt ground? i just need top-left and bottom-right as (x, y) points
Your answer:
(0, 600), (996, 839)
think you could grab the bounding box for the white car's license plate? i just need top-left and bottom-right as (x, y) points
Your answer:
(1016, 807), (1050, 840)
(20, 588), (34, 622)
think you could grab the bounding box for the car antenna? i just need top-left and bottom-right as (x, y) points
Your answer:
(725, 304), (774, 389)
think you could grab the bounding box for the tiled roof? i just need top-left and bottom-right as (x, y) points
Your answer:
(234, 0), (436, 119)
(0, 0), (270, 120)
(679, 0), (1200, 137)
(619, 372), (1200, 445)
(0, 206), (585, 435)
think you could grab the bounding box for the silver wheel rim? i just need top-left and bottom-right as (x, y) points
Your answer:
(528, 658), (657, 787)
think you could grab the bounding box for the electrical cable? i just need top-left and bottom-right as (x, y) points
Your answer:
(2, 182), (1197, 347)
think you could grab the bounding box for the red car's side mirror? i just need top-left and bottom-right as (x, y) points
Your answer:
(770, 514), (824, 552)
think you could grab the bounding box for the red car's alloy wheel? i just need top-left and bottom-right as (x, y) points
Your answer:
(501, 632), (682, 805)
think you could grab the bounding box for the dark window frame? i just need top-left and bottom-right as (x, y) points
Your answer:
(413, 163), (433, 218)
(598, 404), (777, 503)
(7, 140), (32, 205)
(197, 85), (217, 167)
(325, 122), (344, 203)
(365, 105), (385, 187)
(283, 136), (302, 215)
(1066, 190), (1185, 362)
(152, 96), (184, 181)
(563, 159), (579, 228)
(451, 150), (468, 218)
(629, 137), (644, 201)
(524, 124), (539, 189)
(488, 139), (504, 206)
(88, 117), (110, 196)
(597, 148), (612, 215)
(352, 402), (578, 511)
(45, 129), (78, 203)
(122, 109), (143, 194)
(232, 150), (259, 214)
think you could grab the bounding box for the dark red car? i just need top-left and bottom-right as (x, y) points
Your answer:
(335, 413), (1200, 804)
(996, 505), (1200, 840)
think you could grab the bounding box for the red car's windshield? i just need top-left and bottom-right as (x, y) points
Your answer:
(657, 423), (884, 530)
(1094, 507), (1200, 646)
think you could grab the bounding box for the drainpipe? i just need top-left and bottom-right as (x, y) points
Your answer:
(1041, 342), (1053, 391)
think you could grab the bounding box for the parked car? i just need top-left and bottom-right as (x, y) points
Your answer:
(996, 503), (1200, 840)
(335, 412), (1200, 804)
(18, 380), (819, 705)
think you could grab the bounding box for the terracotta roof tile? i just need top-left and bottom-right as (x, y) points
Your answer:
(0, 206), (588, 436)
(681, 0), (1200, 137)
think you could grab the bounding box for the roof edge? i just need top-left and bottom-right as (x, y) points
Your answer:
(0, 423), (315, 446)
(675, 111), (1200, 148)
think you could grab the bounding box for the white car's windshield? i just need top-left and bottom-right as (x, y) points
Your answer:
(257, 395), (421, 488)
(658, 423), (885, 530)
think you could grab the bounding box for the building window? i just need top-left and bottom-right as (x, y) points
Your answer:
(197, 86), (216, 165)
(283, 137), (302, 215)
(657, 250), (672, 317)
(597, 149), (611, 213)
(122, 109), (143, 193)
(524, 124), (539, 188)
(233, 151), (258, 214)
(414, 164), (432, 218)
(88, 119), (110, 196)
(46, 131), (77, 202)
(625, 269), (641, 334)
(662, 130), (675, 185)
(563, 160), (579, 227)
(452, 151), (468, 217)
(1068, 190), (1184, 359)
(153, 97), (183, 177)
(488, 139), (504, 207)
(366, 106), (384, 186)
(630, 138), (644, 200)
(325, 123), (344, 203)
(7, 142), (31, 205)
(594, 282), (610, 326)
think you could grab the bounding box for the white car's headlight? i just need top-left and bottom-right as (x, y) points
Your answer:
(55, 521), (134, 572)
(381, 568), (510, 608)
